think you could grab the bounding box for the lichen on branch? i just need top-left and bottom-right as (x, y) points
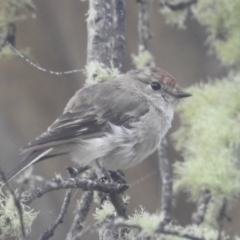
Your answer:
(173, 72), (240, 201)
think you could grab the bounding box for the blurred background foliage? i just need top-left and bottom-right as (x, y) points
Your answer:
(0, 0), (239, 239)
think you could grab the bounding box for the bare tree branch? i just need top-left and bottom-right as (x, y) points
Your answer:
(22, 178), (128, 205)
(158, 0), (197, 11)
(87, 1), (128, 230)
(0, 23), (16, 51)
(37, 167), (84, 240)
(38, 188), (72, 240)
(137, 0), (152, 54)
(112, 0), (125, 70)
(158, 138), (172, 226)
(66, 191), (93, 240)
(109, 192), (128, 219)
(134, 0), (154, 69)
(87, 0), (114, 68)
(157, 227), (204, 240)
(192, 190), (211, 225)
(217, 197), (227, 240)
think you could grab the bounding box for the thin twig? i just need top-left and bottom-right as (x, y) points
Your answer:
(37, 167), (82, 240)
(0, 23), (16, 51)
(192, 190), (211, 225)
(158, 0), (197, 11)
(66, 191), (94, 240)
(38, 188), (72, 240)
(22, 177), (128, 205)
(158, 138), (172, 226)
(217, 197), (227, 240)
(158, 227), (204, 240)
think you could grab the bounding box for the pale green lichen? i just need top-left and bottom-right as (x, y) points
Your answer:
(93, 200), (115, 223)
(93, 195), (130, 223)
(127, 206), (161, 236)
(85, 7), (98, 24)
(0, 190), (38, 239)
(191, 0), (240, 67)
(132, 50), (155, 69)
(54, 173), (63, 181)
(0, 46), (31, 60)
(0, 0), (35, 26)
(159, 0), (240, 67)
(202, 197), (226, 229)
(84, 61), (120, 85)
(172, 72), (240, 201)
(159, 6), (188, 29)
(125, 208), (229, 240)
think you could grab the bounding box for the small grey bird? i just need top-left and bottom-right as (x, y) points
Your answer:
(6, 66), (191, 182)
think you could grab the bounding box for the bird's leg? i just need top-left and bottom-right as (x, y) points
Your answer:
(108, 170), (127, 184)
(94, 159), (113, 205)
(95, 159), (113, 183)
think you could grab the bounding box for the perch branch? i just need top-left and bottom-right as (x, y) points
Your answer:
(22, 178), (128, 205)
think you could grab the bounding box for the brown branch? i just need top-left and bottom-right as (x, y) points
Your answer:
(159, 0), (197, 11)
(37, 167), (83, 240)
(109, 192), (128, 219)
(157, 227), (204, 240)
(22, 177), (128, 205)
(134, 0), (154, 68)
(66, 191), (94, 240)
(87, 0), (114, 68)
(137, 0), (152, 53)
(158, 138), (172, 226)
(192, 190), (211, 225)
(112, 0), (125, 70)
(0, 23), (16, 51)
(38, 188), (72, 240)
(217, 197), (227, 240)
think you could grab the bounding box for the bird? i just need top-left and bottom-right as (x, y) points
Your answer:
(5, 66), (191, 182)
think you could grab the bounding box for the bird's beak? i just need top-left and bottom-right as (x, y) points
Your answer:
(172, 88), (192, 98)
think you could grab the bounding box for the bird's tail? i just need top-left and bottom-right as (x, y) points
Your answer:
(5, 148), (53, 183)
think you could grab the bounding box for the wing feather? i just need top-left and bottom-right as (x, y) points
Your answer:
(21, 80), (149, 154)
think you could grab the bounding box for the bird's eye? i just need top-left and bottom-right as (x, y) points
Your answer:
(151, 82), (161, 90)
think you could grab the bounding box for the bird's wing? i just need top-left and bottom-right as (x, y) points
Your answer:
(21, 80), (149, 154)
